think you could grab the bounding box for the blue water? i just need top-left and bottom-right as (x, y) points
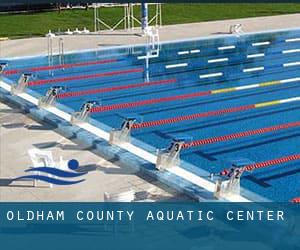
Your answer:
(2, 29), (300, 201)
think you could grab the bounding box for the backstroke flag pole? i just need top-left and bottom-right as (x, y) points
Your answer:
(141, 2), (149, 32)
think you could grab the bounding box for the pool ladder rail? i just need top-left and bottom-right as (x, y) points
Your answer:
(46, 32), (65, 76)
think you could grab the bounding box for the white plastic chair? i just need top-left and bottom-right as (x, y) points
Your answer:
(28, 148), (56, 188)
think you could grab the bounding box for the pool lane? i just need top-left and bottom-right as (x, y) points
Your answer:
(2, 28), (300, 202)
(49, 52), (300, 113)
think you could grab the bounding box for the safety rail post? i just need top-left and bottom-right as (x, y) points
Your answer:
(58, 38), (65, 69)
(142, 26), (160, 81)
(46, 31), (55, 76)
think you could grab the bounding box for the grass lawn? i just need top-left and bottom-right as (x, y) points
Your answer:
(0, 3), (299, 39)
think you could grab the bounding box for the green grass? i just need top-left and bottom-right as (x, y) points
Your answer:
(0, 4), (300, 39)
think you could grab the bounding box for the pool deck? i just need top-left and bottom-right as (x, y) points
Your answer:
(1, 13), (299, 58)
(0, 14), (299, 202)
(0, 101), (190, 201)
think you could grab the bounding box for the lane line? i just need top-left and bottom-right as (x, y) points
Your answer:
(208, 58), (228, 63)
(199, 72), (223, 78)
(57, 79), (177, 99)
(28, 68), (144, 86)
(132, 96), (300, 129)
(247, 53), (265, 58)
(283, 61), (300, 67)
(252, 41), (270, 46)
(243, 67), (264, 73)
(166, 63), (188, 69)
(182, 121), (300, 148)
(218, 45), (235, 50)
(3, 59), (118, 75)
(90, 77), (300, 114)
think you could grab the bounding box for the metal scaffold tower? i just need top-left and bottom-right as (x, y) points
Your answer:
(93, 3), (162, 32)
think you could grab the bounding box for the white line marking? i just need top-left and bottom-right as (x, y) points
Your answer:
(283, 61), (300, 67)
(0, 80), (11, 92)
(243, 67), (264, 73)
(218, 45), (235, 50)
(200, 72), (223, 78)
(45, 106), (71, 121)
(177, 51), (189, 55)
(252, 41), (270, 46)
(282, 49), (300, 54)
(247, 53), (265, 58)
(137, 54), (159, 60)
(285, 38), (300, 43)
(166, 63), (188, 69)
(280, 77), (300, 83)
(190, 49), (200, 54)
(208, 58), (228, 63)
(280, 96), (300, 103)
(235, 84), (260, 90)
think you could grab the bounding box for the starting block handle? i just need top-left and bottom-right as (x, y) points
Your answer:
(0, 62), (8, 74)
(11, 73), (32, 95)
(156, 139), (185, 170)
(38, 86), (64, 108)
(71, 100), (99, 124)
(109, 117), (138, 145)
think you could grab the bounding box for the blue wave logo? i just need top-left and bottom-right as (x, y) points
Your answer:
(13, 159), (86, 185)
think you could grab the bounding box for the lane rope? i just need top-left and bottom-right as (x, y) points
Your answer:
(291, 197), (300, 203)
(131, 96), (300, 129)
(57, 78), (177, 98)
(3, 59), (118, 75)
(242, 154), (300, 172)
(90, 77), (300, 113)
(182, 121), (300, 148)
(28, 68), (143, 86)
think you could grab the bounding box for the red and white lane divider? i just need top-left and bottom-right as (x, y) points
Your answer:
(131, 96), (300, 129)
(220, 154), (300, 176)
(291, 197), (300, 203)
(28, 68), (143, 86)
(3, 59), (118, 75)
(90, 77), (300, 114)
(57, 78), (177, 99)
(182, 121), (300, 149)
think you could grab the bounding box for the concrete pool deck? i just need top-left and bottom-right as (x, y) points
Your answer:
(0, 14), (299, 201)
(0, 101), (190, 201)
(0, 13), (299, 58)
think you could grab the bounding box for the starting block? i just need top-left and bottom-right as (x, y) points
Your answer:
(11, 73), (32, 95)
(156, 134), (192, 170)
(38, 86), (65, 108)
(109, 114), (143, 145)
(0, 62), (7, 74)
(214, 158), (254, 199)
(71, 101), (99, 124)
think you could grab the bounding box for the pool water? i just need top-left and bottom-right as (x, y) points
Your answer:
(2, 28), (300, 201)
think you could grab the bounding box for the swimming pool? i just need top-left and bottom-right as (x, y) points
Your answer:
(1, 28), (300, 202)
